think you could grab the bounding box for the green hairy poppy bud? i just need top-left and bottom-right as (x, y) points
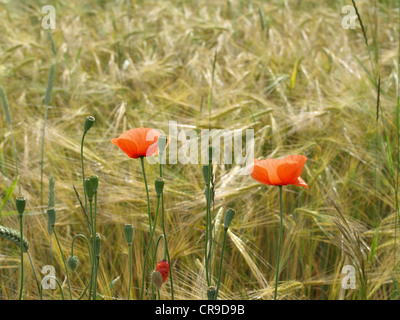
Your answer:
(89, 175), (99, 193)
(155, 177), (164, 196)
(85, 178), (94, 201)
(224, 208), (236, 230)
(84, 116), (95, 133)
(16, 197), (26, 216)
(124, 224), (134, 245)
(151, 270), (163, 289)
(202, 165), (213, 185)
(67, 255), (79, 271)
(95, 233), (101, 257)
(47, 208), (56, 234)
(207, 286), (216, 300)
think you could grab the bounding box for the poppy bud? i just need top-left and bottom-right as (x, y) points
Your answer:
(124, 224), (134, 245)
(158, 135), (168, 155)
(95, 233), (101, 257)
(16, 197), (26, 216)
(155, 259), (169, 283)
(151, 270), (164, 289)
(85, 178), (94, 201)
(207, 286), (216, 300)
(47, 208), (56, 235)
(202, 165), (212, 185)
(89, 175), (99, 193)
(84, 116), (95, 133)
(155, 177), (164, 196)
(224, 208), (236, 230)
(67, 255), (79, 271)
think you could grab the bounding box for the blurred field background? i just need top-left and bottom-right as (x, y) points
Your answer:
(1, 0), (400, 300)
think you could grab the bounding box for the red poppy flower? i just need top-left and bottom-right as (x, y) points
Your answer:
(251, 155), (308, 189)
(155, 259), (170, 283)
(111, 128), (165, 159)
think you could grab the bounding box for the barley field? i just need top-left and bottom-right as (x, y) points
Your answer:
(0, 0), (399, 300)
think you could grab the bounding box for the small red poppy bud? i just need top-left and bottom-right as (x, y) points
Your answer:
(155, 259), (169, 283)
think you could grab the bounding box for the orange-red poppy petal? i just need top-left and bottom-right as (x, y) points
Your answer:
(155, 260), (169, 283)
(276, 155), (307, 185)
(111, 138), (139, 158)
(250, 155), (308, 188)
(251, 159), (272, 185)
(290, 176), (309, 189)
(111, 127), (166, 159)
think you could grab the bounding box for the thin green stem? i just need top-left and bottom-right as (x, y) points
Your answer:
(127, 243), (132, 300)
(161, 192), (174, 299)
(53, 228), (73, 300)
(71, 234), (92, 300)
(140, 196), (160, 300)
(40, 276), (65, 300)
(81, 132), (88, 213)
(152, 234), (165, 300)
(18, 213), (24, 300)
(274, 185), (283, 300)
(140, 157), (153, 232)
(93, 256), (99, 300)
(89, 200), (95, 300)
(205, 158), (212, 286)
(27, 251), (41, 297)
(215, 228), (227, 300)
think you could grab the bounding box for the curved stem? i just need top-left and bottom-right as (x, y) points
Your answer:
(274, 185), (284, 300)
(53, 228), (73, 300)
(40, 276), (65, 300)
(152, 234), (166, 262)
(27, 251), (41, 297)
(215, 228), (227, 300)
(18, 214), (24, 300)
(140, 195), (160, 300)
(71, 234), (92, 300)
(151, 234), (165, 300)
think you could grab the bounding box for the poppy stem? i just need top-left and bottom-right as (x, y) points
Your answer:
(215, 228), (227, 300)
(274, 185), (283, 300)
(127, 243), (132, 300)
(140, 157), (153, 232)
(88, 200), (95, 300)
(81, 132), (88, 214)
(159, 152), (174, 300)
(53, 228), (73, 300)
(161, 191), (174, 300)
(140, 195), (160, 300)
(18, 212), (24, 300)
